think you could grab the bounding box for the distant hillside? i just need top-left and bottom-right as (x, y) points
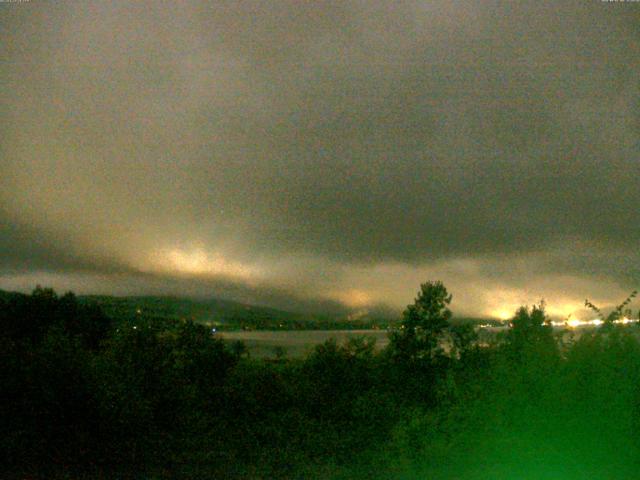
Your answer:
(1, 288), (495, 330)
(78, 294), (397, 330)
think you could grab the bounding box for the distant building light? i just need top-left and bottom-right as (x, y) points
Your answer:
(614, 317), (638, 325)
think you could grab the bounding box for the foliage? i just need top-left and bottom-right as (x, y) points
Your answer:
(505, 303), (558, 360)
(585, 290), (638, 326)
(389, 281), (452, 364)
(2, 284), (640, 479)
(449, 322), (479, 360)
(0, 286), (111, 349)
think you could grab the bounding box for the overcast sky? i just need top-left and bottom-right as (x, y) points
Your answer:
(2, 1), (639, 318)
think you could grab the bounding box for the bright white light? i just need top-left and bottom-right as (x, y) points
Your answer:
(613, 317), (638, 325)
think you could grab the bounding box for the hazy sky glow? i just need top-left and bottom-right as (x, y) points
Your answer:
(2, 1), (639, 318)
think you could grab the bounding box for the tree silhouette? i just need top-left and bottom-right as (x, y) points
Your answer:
(389, 281), (452, 364)
(585, 290), (638, 328)
(450, 322), (478, 360)
(504, 303), (558, 372)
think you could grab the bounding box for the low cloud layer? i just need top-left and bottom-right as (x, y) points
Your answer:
(2, 1), (639, 318)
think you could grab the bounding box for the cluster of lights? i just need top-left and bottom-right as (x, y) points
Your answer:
(477, 323), (499, 329)
(477, 318), (640, 329)
(551, 317), (640, 328)
(552, 318), (602, 328)
(557, 317), (639, 328)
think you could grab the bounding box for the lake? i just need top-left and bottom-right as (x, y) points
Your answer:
(219, 324), (637, 358)
(219, 329), (390, 358)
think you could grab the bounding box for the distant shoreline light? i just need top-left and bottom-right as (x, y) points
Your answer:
(477, 317), (639, 329)
(558, 317), (639, 328)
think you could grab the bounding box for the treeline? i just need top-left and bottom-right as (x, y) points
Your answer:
(2, 283), (640, 479)
(82, 294), (394, 331)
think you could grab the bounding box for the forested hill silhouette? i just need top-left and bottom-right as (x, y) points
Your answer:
(0, 289), (398, 331)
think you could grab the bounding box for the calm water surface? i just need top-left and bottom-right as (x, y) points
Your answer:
(219, 329), (390, 358)
(219, 325), (624, 358)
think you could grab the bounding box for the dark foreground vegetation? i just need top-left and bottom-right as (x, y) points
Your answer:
(2, 283), (640, 479)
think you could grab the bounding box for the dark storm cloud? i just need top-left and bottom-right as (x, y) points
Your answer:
(1, 1), (639, 314)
